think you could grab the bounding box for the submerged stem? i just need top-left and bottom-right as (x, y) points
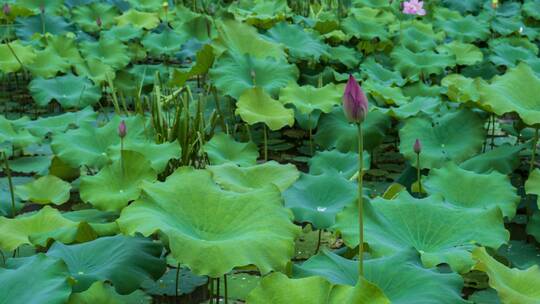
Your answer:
(357, 123), (364, 277)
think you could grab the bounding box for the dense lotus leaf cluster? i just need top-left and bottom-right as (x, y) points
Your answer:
(0, 0), (539, 303)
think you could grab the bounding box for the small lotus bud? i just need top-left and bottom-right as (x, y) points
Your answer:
(118, 120), (127, 138)
(413, 139), (422, 154)
(491, 0), (498, 9)
(343, 75), (369, 123)
(96, 17), (102, 28)
(3, 3), (10, 16)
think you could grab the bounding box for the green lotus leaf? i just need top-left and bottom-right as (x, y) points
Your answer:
(0, 115), (40, 149)
(326, 45), (361, 69)
(460, 144), (524, 174)
(62, 209), (119, 237)
(74, 57), (116, 84)
(498, 240), (540, 270)
(398, 20), (445, 52)
(47, 235), (165, 293)
(29, 74), (102, 108)
(441, 74), (482, 103)
(214, 19), (285, 60)
(402, 81), (444, 98)
(210, 53), (298, 99)
(525, 169), (540, 208)
(115, 9), (159, 29)
(527, 211), (540, 242)
(265, 22), (329, 61)
(0, 254), (71, 304)
(18, 106), (97, 138)
(473, 247), (540, 304)
(308, 149), (370, 179)
(45, 34), (84, 66)
(141, 268), (207, 297)
(479, 63), (540, 126)
(0, 177), (32, 217)
(15, 15), (73, 41)
(341, 13), (390, 42)
(293, 249), (468, 304)
(283, 172), (356, 229)
(523, 0), (540, 19)
(68, 281), (151, 304)
(315, 108), (392, 152)
(142, 28), (186, 57)
(363, 80), (410, 106)
(360, 57), (405, 86)
(17, 0), (64, 13)
(399, 109), (485, 169)
(491, 16), (524, 36)
(435, 14), (490, 43)
(72, 3), (118, 32)
(171, 14), (216, 42)
(80, 37), (130, 70)
(236, 87), (294, 131)
(469, 289), (501, 304)
(424, 162), (519, 218)
(0, 40), (36, 73)
(126, 0), (161, 11)
(279, 82), (342, 115)
(15, 175), (71, 205)
(227, 0), (290, 27)
(204, 133), (258, 167)
(246, 272), (390, 304)
(102, 25), (143, 43)
(208, 161), (299, 193)
(27, 46), (71, 78)
(437, 41), (484, 66)
(381, 96), (442, 120)
(8, 155), (51, 175)
(489, 43), (537, 67)
(0, 206), (101, 251)
(80, 151), (157, 212)
(334, 192), (509, 272)
(391, 47), (455, 80)
(117, 167), (300, 278)
(107, 140), (181, 173)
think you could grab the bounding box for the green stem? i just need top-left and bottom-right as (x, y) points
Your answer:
(315, 229), (322, 254)
(120, 138), (125, 178)
(209, 278), (214, 303)
(357, 123), (364, 277)
(216, 278), (220, 303)
(263, 124), (268, 161)
(490, 114), (496, 149)
(224, 274), (228, 304)
(2, 152), (16, 218)
(416, 153), (422, 195)
(308, 112), (313, 156)
(530, 127), (539, 173)
(175, 264), (181, 303)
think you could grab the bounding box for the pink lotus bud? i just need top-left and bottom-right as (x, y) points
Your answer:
(343, 75), (369, 123)
(402, 0), (426, 16)
(118, 120), (127, 138)
(3, 3), (10, 16)
(96, 17), (102, 28)
(413, 139), (422, 154)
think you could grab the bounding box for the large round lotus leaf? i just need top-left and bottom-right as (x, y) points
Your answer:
(51, 115), (147, 169)
(279, 82), (343, 115)
(102, 25), (143, 42)
(107, 140), (181, 173)
(523, 0), (540, 19)
(0, 254), (71, 304)
(72, 3), (118, 32)
(47, 235), (166, 294)
(424, 162), (520, 218)
(473, 247), (540, 304)
(460, 144), (524, 175)
(0, 116), (40, 149)
(117, 168), (300, 278)
(208, 161), (299, 193)
(525, 169), (540, 208)
(80, 151), (157, 212)
(489, 43), (537, 68)
(491, 16), (524, 36)
(437, 41), (484, 66)
(15, 175), (71, 205)
(0, 40), (36, 73)
(398, 20), (444, 52)
(142, 28), (186, 57)
(18, 106), (96, 138)
(435, 14), (490, 43)
(333, 192), (509, 273)
(283, 172), (356, 229)
(293, 249), (468, 304)
(360, 57), (405, 86)
(308, 149), (370, 180)
(15, 15), (73, 41)
(46, 34), (84, 66)
(315, 108), (392, 152)
(326, 45), (361, 69)
(141, 268), (207, 297)
(478, 63), (540, 126)
(264, 22), (329, 61)
(0, 177), (32, 217)
(0, 206), (101, 251)
(498, 240), (540, 270)
(227, 0), (290, 27)
(27, 47), (71, 78)
(213, 19), (285, 60)
(236, 87), (295, 131)
(68, 281), (151, 304)
(399, 109), (485, 169)
(391, 47), (455, 80)
(115, 9), (159, 29)
(341, 14), (390, 41)
(363, 80), (410, 106)
(382, 97), (442, 120)
(441, 74), (482, 103)
(74, 58), (116, 84)
(29, 74), (102, 108)
(204, 133), (258, 167)
(126, 0), (161, 11)
(246, 272), (390, 304)
(210, 53), (298, 99)
(62, 209), (119, 237)
(80, 38), (130, 70)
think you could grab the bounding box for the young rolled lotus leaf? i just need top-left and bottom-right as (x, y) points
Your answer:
(399, 109), (485, 169)
(264, 22), (330, 61)
(107, 140), (181, 173)
(235, 87), (295, 131)
(245, 272), (390, 304)
(525, 169), (540, 208)
(308, 149), (370, 179)
(117, 168), (300, 278)
(47, 235), (166, 293)
(479, 63), (540, 126)
(68, 281), (151, 304)
(204, 133), (258, 167)
(0, 40), (36, 73)
(391, 46), (455, 80)
(333, 192), (509, 273)
(279, 82), (343, 115)
(283, 172), (357, 229)
(29, 74), (102, 108)
(114, 9), (160, 30)
(15, 175), (71, 205)
(208, 161), (299, 193)
(72, 2), (119, 32)
(142, 27), (186, 57)
(80, 37), (131, 70)
(15, 14), (73, 41)
(0, 116), (40, 149)
(80, 150), (157, 212)
(424, 162), (520, 218)
(436, 41), (484, 66)
(210, 53), (298, 99)
(0, 254), (71, 304)
(293, 248), (468, 304)
(472, 247), (540, 304)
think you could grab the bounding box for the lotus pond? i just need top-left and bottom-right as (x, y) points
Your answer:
(1, 0), (540, 303)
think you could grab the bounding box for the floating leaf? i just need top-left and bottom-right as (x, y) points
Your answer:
(115, 9), (159, 29)
(107, 140), (181, 174)
(15, 14), (73, 40)
(308, 149), (370, 179)
(435, 14), (490, 43)
(236, 87), (295, 131)
(28, 47), (71, 78)
(391, 47), (455, 80)
(265, 22), (329, 61)
(80, 37), (131, 70)
(204, 133), (258, 167)
(142, 27), (186, 57)
(72, 2), (118, 32)
(29, 74), (102, 108)
(279, 82), (342, 115)
(437, 41), (483, 66)
(15, 175), (71, 205)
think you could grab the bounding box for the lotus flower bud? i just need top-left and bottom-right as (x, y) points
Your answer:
(343, 75), (369, 123)
(118, 120), (127, 138)
(96, 17), (102, 28)
(413, 139), (422, 154)
(3, 3), (10, 16)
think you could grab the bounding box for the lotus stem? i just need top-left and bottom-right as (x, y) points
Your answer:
(357, 123), (364, 277)
(263, 124), (268, 161)
(530, 127), (539, 173)
(224, 274), (228, 304)
(209, 278), (214, 303)
(308, 112), (313, 156)
(175, 264), (181, 303)
(416, 153), (422, 196)
(315, 229), (322, 254)
(2, 151), (16, 218)
(216, 278), (220, 303)
(120, 138), (125, 178)
(490, 114), (496, 149)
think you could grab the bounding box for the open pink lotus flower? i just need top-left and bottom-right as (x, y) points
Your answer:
(343, 75), (369, 124)
(403, 0), (426, 16)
